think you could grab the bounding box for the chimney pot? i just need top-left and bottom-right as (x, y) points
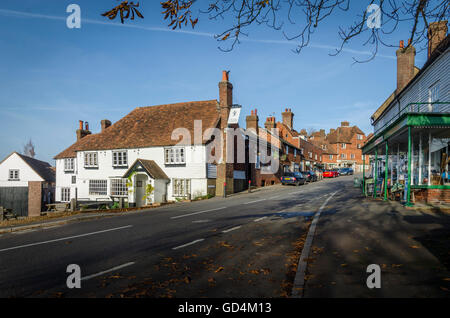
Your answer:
(399, 40), (404, 49)
(222, 70), (229, 82)
(79, 120), (83, 130)
(85, 122), (89, 131)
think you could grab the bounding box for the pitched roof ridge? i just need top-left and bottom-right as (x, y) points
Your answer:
(138, 99), (218, 110)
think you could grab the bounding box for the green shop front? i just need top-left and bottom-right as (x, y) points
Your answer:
(361, 102), (450, 205)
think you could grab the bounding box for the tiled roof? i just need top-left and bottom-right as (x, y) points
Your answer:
(123, 159), (169, 180)
(326, 125), (365, 144)
(15, 152), (55, 183)
(54, 100), (220, 159)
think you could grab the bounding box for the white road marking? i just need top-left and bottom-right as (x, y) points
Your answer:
(0, 225), (133, 253)
(244, 199), (266, 205)
(254, 216), (268, 222)
(192, 220), (210, 223)
(172, 239), (205, 250)
(12, 229), (36, 235)
(81, 262), (135, 281)
(291, 191), (338, 298)
(268, 195), (281, 200)
(170, 207), (226, 220)
(222, 226), (242, 233)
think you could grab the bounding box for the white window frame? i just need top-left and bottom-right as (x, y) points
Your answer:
(64, 158), (75, 172)
(329, 155), (333, 160)
(294, 149), (297, 157)
(84, 152), (98, 168)
(172, 178), (191, 197)
(341, 154), (346, 159)
(110, 178), (128, 197)
(309, 152), (312, 159)
(8, 169), (19, 181)
(341, 143), (346, 149)
(89, 179), (107, 195)
(165, 147), (186, 165)
(315, 154), (318, 160)
(112, 150), (128, 167)
(357, 134), (363, 140)
(61, 187), (71, 202)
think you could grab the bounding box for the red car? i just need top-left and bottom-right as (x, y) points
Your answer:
(323, 170), (339, 178)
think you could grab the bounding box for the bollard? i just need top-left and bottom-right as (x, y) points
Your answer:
(223, 182), (227, 198)
(248, 180), (252, 193)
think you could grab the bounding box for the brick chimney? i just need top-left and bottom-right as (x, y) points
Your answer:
(264, 116), (276, 131)
(101, 119), (112, 132)
(428, 21), (448, 58)
(282, 108), (294, 129)
(330, 128), (335, 134)
(76, 120), (91, 141)
(396, 39), (416, 93)
(216, 70), (234, 197)
(219, 70), (233, 129)
(246, 109), (259, 135)
(341, 121), (350, 127)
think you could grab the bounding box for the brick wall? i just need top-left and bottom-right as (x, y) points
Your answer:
(413, 188), (450, 204)
(28, 181), (42, 217)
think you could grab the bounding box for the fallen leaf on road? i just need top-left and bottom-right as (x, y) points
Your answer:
(215, 266), (224, 273)
(440, 287), (449, 292)
(353, 250), (359, 253)
(443, 278), (450, 281)
(391, 264), (403, 268)
(410, 245), (420, 249)
(341, 264), (348, 267)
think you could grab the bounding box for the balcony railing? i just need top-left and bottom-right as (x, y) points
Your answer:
(374, 102), (450, 135)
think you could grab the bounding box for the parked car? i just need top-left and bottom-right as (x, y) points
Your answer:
(301, 170), (318, 182)
(339, 168), (354, 175)
(332, 169), (340, 177)
(281, 172), (306, 186)
(323, 170), (335, 178)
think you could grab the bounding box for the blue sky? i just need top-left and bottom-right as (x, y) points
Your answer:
(0, 0), (430, 164)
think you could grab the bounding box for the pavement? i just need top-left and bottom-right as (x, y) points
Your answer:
(302, 180), (450, 298)
(0, 174), (448, 298)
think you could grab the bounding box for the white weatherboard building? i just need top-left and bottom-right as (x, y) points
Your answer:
(54, 72), (241, 206)
(0, 152), (55, 188)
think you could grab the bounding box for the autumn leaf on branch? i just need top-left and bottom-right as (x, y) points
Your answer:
(161, 0), (198, 29)
(102, 1), (144, 24)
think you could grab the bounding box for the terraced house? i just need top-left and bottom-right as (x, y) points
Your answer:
(54, 71), (247, 206)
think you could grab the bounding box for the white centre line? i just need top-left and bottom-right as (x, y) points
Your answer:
(81, 262), (135, 281)
(170, 207), (227, 220)
(291, 191), (338, 298)
(222, 225), (242, 233)
(244, 199), (266, 205)
(0, 225), (133, 253)
(172, 239), (205, 250)
(254, 216), (268, 222)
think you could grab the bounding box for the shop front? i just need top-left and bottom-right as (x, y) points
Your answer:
(362, 102), (450, 205)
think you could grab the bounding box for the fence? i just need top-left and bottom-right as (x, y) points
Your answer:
(0, 187), (29, 217)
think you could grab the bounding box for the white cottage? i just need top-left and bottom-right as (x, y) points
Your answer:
(54, 72), (240, 206)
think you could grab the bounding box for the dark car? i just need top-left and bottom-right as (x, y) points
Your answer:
(281, 172), (306, 186)
(339, 168), (354, 175)
(301, 171), (318, 182)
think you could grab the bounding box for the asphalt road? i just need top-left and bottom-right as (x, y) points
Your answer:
(0, 175), (349, 298)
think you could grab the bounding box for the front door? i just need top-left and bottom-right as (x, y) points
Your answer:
(135, 174), (148, 207)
